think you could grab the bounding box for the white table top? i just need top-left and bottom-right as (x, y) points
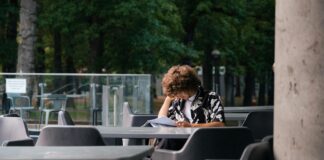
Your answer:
(96, 126), (197, 139)
(0, 146), (153, 160)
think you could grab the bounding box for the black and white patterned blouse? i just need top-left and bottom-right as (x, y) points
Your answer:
(167, 87), (225, 124)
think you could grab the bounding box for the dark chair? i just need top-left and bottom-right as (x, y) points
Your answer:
(122, 102), (157, 145)
(262, 135), (273, 144)
(151, 127), (254, 160)
(2, 92), (10, 114)
(240, 135), (274, 160)
(242, 111), (274, 141)
(0, 117), (34, 146)
(2, 113), (20, 117)
(58, 110), (75, 125)
(122, 102), (157, 127)
(35, 126), (105, 146)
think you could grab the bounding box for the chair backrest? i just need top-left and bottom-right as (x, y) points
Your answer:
(122, 102), (157, 145)
(7, 94), (31, 108)
(240, 136), (274, 160)
(35, 126), (105, 146)
(122, 102), (157, 127)
(58, 110), (75, 125)
(42, 94), (67, 110)
(2, 113), (20, 117)
(242, 111), (273, 141)
(0, 117), (30, 144)
(262, 135), (273, 144)
(174, 127), (254, 160)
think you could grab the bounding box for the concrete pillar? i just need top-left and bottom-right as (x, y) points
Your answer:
(274, 0), (324, 159)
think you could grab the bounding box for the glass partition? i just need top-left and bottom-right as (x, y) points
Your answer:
(0, 73), (151, 127)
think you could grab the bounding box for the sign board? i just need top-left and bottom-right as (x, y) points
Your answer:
(6, 78), (27, 93)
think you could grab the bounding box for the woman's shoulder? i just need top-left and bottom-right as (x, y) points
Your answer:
(203, 90), (220, 98)
(207, 91), (218, 96)
(196, 90), (221, 102)
(208, 92), (221, 100)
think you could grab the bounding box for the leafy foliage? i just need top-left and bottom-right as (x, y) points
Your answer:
(0, 1), (18, 70)
(2, 0), (274, 83)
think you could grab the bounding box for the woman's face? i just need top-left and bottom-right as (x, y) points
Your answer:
(174, 91), (195, 100)
(174, 92), (190, 100)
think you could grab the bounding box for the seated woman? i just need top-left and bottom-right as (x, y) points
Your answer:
(156, 65), (225, 149)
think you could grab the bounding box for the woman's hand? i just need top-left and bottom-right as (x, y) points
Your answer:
(176, 121), (191, 127)
(158, 96), (174, 118)
(176, 121), (225, 128)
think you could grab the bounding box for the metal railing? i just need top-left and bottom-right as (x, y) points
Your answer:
(0, 73), (151, 126)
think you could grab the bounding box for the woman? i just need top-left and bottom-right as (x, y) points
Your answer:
(158, 65), (225, 127)
(156, 65), (225, 149)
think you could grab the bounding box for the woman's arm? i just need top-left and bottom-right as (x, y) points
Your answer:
(176, 121), (225, 127)
(158, 96), (174, 118)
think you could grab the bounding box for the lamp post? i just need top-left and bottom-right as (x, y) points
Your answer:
(211, 49), (221, 93)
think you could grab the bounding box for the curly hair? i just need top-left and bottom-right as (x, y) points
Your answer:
(162, 65), (201, 97)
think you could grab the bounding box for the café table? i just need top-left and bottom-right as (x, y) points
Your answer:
(225, 113), (249, 121)
(96, 126), (198, 139)
(0, 146), (153, 160)
(224, 106), (273, 113)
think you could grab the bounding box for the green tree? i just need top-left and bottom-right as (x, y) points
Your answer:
(36, 0), (194, 74)
(7, 0), (274, 106)
(103, 0), (193, 73)
(0, 0), (18, 72)
(239, 0), (275, 105)
(174, 0), (274, 105)
(173, 0), (246, 91)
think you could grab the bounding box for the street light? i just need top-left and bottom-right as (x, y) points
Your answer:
(211, 49), (221, 93)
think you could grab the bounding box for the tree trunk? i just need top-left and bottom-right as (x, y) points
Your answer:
(89, 32), (104, 73)
(202, 49), (213, 91)
(16, 0), (37, 73)
(35, 46), (45, 73)
(65, 52), (76, 94)
(243, 71), (255, 106)
(258, 79), (266, 105)
(2, 0), (18, 73)
(225, 72), (234, 106)
(16, 0), (37, 98)
(235, 76), (241, 97)
(53, 32), (63, 73)
(53, 31), (63, 91)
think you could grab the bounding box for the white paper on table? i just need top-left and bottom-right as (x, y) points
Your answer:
(146, 116), (177, 127)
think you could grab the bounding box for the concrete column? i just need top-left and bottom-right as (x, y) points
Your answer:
(275, 0), (324, 159)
